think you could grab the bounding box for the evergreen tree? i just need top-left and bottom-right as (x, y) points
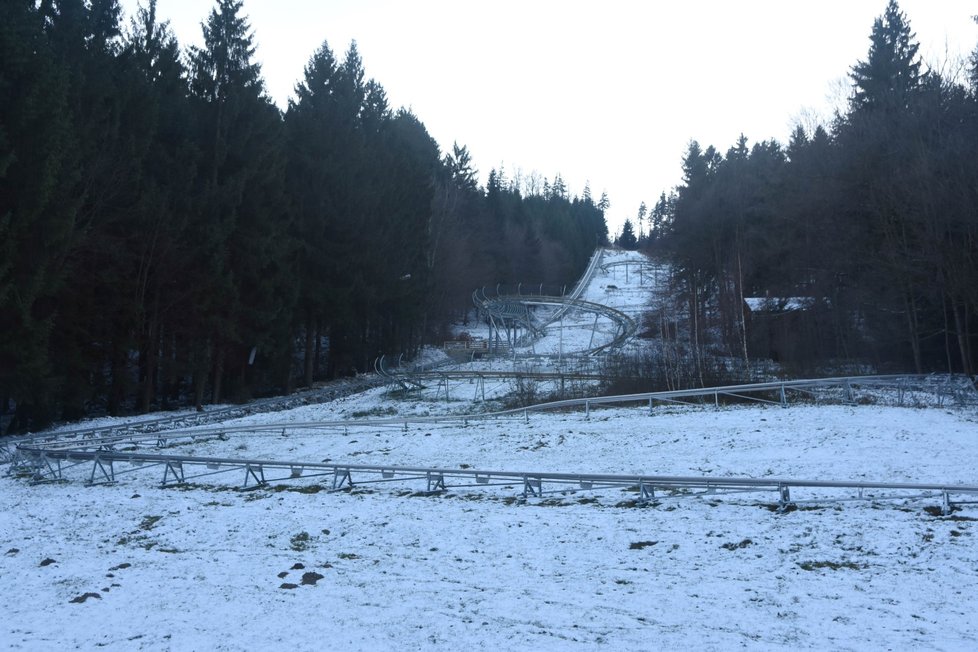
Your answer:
(188, 0), (292, 403)
(617, 219), (638, 249)
(0, 0), (77, 429)
(120, 0), (202, 411)
(850, 0), (920, 113)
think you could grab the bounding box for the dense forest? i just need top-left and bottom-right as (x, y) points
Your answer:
(0, 0), (607, 430)
(5, 0), (976, 431)
(630, 1), (978, 379)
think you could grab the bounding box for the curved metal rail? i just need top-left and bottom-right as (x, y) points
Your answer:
(7, 374), (977, 517)
(474, 292), (637, 356)
(599, 259), (661, 274)
(6, 374), (974, 460)
(471, 248), (627, 357)
(13, 443), (978, 515)
(0, 375), (383, 463)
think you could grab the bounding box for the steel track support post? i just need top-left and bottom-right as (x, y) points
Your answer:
(332, 468), (352, 490)
(780, 384), (787, 407)
(942, 491), (952, 516)
(34, 455), (62, 482)
(89, 457), (114, 485)
(649, 397), (654, 416)
(639, 482), (655, 503)
(587, 313), (598, 350)
(29, 456), (44, 482)
(559, 315), (563, 363)
(777, 484), (792, 513)
(244, 464), (265, 488)
(163, 460), (184, 485)
(427, 472), (446, 492)
(585, 400), (590, 419)
(523, 476), (541, 498)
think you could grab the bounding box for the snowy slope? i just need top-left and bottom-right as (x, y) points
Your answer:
(2, 248), (977, 650)
(2, 402), (977, 651)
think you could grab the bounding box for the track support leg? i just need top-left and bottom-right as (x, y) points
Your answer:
(427, 472), (446, 492)
(163, 461), (184, 485)
(244, 464), (265, 488)
(332, 468), (352, 490)
(89, 457), (115, 485)
(639, 481), (655, 504)
(523, 476), (542, 498)
(777, 484), (792, 513)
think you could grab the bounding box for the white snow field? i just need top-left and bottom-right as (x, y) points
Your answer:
(3, 249), (977, 650)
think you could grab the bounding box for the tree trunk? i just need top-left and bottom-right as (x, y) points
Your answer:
(951, 300), (974, 377)
(212, 343), (224, 404)
(194, 371), (206, 411)
(904, 290), (922, 374)
(139, 310), (160, 413)
(314, 319), (323, 380)
(737, 247), (751, 379)
(108, 337), (127, 416)
(303, 311), (315, 387)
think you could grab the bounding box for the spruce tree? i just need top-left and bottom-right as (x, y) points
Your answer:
(0, 0), (77, 429)
(617, 220), (638, 249)
(850, 0), (920, 112)
(189, 0), (291, 403)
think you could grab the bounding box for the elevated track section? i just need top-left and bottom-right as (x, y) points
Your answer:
(6, 374), (977, 514)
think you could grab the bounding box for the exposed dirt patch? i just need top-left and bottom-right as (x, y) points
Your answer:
(629, 541), (658, 550)
(721, 539), (753, 550)
(798, 560), (865, 571)
(69, 592), (102, 603)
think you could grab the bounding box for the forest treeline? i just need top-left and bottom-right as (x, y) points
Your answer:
(635, 1), (978, 378)
(0, 0), (607, 430)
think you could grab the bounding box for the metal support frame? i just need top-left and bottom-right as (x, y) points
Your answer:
(332, 468), (352, 490)
(244, 464), (265, 488)
(639, 481), (655, 503)
(777, 484), (792, 512)
(427, 472), (446, 492)
(162, 460), (184, 485)
(88, 456), (115, 485)
(523, 475), (542, 497)
(33, 455), (63, 482)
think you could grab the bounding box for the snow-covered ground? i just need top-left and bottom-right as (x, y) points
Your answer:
(3, 248), (977, 650)
(3, 401), (977, 650)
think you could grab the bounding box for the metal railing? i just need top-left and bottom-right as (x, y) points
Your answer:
(7, 374), (974, 460)
(7, 374), (977, 515)
(14, 444), (978, 515)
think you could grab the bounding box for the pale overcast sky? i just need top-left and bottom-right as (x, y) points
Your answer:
(119, 1), (977, 236)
